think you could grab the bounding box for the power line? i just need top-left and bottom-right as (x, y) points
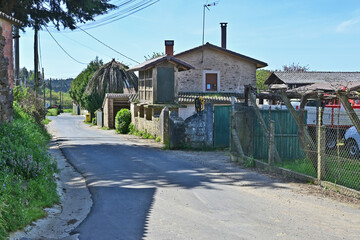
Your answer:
(44, 26), (88, 65)
(77, 26), (140, 64)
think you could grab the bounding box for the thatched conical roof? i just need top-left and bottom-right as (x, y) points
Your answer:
(83, 59), (138, 113)
(85, 59), (138, 97)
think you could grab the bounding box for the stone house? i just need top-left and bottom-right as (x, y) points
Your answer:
(173, 23), (268, 119)
(128, 43), (194, 138)
(0, 12), (21, 123)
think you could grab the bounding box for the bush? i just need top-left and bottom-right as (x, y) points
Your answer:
(13, 86), (46, 124)
(92, 117), (97, 125)
(115, 109), (131, 134)
(47, 108), (59, 116)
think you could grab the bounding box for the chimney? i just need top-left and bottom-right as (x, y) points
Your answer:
(165, 40), (174, 56)
(220, 22), (227, 49)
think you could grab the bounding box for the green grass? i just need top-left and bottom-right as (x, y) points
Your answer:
(42, 118), (51, 125)
(0, 103), (58, 239)
(47, 108), (59, 116)
(62, 109), (72, 113)
(276, 156), (360, 191)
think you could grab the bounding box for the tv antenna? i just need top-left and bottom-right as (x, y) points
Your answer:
(202, 1), (218, 62)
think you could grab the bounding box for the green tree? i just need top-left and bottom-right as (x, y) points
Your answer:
(1, 0), (116, 30)
(69, 57), (103, 108)
(256, 69), (271, 91)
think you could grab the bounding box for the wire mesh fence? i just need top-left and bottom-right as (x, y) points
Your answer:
(231, 101), (360, 193)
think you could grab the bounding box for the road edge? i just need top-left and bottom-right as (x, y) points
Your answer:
(10, 138), (93, 240)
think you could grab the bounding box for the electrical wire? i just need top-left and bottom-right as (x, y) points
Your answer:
(44, 26), (88, 65)
(77, 26), (140, 64)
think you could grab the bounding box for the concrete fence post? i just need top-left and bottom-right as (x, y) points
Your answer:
(160, 107), (169, 143)
(268, 120), (275, 166)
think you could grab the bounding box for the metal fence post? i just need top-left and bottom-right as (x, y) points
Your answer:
(268, 120), (275, 166)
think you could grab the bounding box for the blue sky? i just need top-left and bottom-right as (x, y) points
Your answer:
(19, 0), (360, 79)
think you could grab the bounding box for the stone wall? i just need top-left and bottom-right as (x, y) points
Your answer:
(0, 25), (12, 123)
(175, 47), (257, 93)
(183, 103), (213, 148)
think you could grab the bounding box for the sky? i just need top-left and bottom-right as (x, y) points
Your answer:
(18, 0), (360, 79)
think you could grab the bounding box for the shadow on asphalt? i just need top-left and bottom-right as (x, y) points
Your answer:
(59, 141), (287, 239)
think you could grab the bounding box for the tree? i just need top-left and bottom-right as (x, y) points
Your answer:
(1, 0), (116, 30)
(69, 57), (103, 107)
(83, 59), (138, 114)
(144, 52), (164, 61)
(256, 69), (271, 91)
(281, 62), (309, 72)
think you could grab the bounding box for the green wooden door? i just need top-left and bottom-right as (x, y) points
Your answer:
(157, 67), (174, 103)
(214, 105), (232, 147)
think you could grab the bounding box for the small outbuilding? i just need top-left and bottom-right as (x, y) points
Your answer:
(102, 92), (137, 129)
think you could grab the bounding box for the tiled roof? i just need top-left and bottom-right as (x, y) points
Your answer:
(176, 92), (244, 104)
(0, 12), (22, 25)
(265, 71), (360, 85)
(174, 42), (267, 69)
(104, 93), (138, 101)
(128, 55), (194, 71)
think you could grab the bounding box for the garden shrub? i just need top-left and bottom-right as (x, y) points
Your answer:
(115, 109), (131, 134)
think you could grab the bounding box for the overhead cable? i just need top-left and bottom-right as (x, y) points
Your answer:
(44, 26), (88, 65)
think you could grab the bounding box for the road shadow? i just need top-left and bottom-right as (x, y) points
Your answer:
(59, 142), (288, 239)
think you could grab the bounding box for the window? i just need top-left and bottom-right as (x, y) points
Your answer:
(203, 71), (219, 92)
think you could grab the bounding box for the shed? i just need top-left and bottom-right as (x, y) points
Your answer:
(102, 93), (138, 129)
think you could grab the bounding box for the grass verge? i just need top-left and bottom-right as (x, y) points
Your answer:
(0, 104), (58, 239)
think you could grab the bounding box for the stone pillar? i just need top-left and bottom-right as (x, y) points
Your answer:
(0, 25), (13, 123)
(204, 103), (214, 147)
(160, 107), (169, 143)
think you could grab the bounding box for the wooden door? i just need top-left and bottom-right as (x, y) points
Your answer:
(205, 73), (217, 91)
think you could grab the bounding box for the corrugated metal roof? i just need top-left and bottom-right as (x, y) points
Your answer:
(174, 42), (267, 69)
(176, 92), (244, 104)
(265, 71), (360, 85)
(128, 55), (194, 71)
(0, 11), (22, 25)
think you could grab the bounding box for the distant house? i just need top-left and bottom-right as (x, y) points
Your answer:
(174, 23), (267, 119)
(0, 11), (21, 88)
(265, 71), (360, 90)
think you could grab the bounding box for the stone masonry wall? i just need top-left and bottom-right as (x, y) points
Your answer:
(176, 47), (257, 93)
(0, 25), (13, 123)
(183, 103), (213, 148)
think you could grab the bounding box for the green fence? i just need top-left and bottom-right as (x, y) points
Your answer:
(214, 105), (232, 148)
(253, 109), (306, 161)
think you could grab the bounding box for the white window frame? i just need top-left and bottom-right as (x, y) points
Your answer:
(203, 70), (220, 92)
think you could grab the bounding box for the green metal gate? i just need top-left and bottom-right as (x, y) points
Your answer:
(214, 105), (232, 147)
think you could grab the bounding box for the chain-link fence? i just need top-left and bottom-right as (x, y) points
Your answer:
(231, 99), (360, 193)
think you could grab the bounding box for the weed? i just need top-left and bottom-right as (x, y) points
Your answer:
(47, 108), (59, 116)
(42, 118), (51, 125)
(244, 156), (255, 168)
(155, 137), (161, 142)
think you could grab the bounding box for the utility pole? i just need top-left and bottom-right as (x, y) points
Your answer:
(50, 78), (52, 107)
(14, 27), (20, 86)
(34, 28), (39, 97)
(43, 68), (46, 119)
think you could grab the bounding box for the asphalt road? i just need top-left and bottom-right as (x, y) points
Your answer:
(48, 114), (360, 240)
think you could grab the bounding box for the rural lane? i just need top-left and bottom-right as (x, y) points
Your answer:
(47, 113), (360, 240)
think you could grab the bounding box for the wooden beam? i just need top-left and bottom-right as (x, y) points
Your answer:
(249, 92), (282, 163)
(338, 91), (360, 134)
(278, 92), (315, 147)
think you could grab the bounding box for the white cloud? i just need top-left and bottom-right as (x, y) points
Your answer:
(336, 18), (359, 32)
